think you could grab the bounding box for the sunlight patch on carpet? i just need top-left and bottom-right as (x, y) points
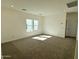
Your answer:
(32, 35), (52, 41)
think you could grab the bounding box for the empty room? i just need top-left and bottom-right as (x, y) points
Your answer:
(1, 0), (78, 59)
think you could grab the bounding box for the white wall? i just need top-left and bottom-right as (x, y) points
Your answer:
(43, 0), (66, 37)
(66, 13), (78, 37)
(44, 13), (66, 37)
(1, 7), (43, 43)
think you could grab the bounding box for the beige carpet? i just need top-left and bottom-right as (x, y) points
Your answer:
(2, 35), (76, 59)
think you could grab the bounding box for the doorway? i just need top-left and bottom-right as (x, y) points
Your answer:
(65, 12), (78, 38)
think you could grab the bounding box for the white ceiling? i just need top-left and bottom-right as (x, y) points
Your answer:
(1, 0), (78, 16)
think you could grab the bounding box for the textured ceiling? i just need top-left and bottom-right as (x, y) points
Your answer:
(1, 0), (78, 16)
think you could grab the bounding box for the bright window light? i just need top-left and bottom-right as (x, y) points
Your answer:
(26, 19), (39, 32)
(34, 20), (39, 30)
(32, 35), (52, 41)
(32, 37), (47, 41)
(26, 19), (33, 32)
(40, 35), (52, 38)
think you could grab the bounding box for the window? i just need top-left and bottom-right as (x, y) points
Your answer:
(26, 19), (33, 32)
(34, 20), (38, 30)
(26, 19), (39, 32)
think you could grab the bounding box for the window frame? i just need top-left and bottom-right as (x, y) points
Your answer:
(26, 19), (39, 32)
